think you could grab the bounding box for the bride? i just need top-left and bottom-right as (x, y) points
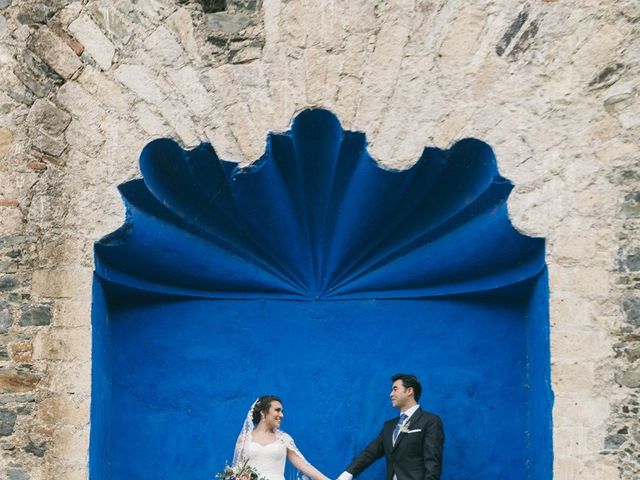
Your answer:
(233, 395), (331, 480)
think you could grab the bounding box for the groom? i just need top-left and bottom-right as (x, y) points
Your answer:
(338, 374), (444, 480)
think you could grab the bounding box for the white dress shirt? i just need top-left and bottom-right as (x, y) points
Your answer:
(337, 404), (421, 480)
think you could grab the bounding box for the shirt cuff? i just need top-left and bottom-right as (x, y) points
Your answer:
(338, 472), (353, 480)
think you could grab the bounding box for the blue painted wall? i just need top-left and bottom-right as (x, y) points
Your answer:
(91, 109), (552, 479)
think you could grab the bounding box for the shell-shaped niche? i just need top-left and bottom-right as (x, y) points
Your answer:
(95, 109), (544, 300)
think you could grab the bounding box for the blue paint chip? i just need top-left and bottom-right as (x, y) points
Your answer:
(91, 109), (552, 479)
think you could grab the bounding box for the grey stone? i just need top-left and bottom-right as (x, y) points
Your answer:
(229, 0), (259, 11)
(30, 129), (66, 157)
(496, 8), (528, 56)
(0, 15), (6, 34)
(0, 275), (16, 291)
(205, 12), (251, 33)
(229, 38), (263, 64)
(16, 405), (31, 415)
(623, 250), (640, 271)
(0, 235), (24, 249)
(507, 17), (541, 61)
(0, 409), (16, 436)
(201, 0), (227, 13)
(15, 49), (63, 98)
(0, 300), (11, 333)
(29, 26), (82, 80)
(7, 467), (29, 480)
(19, 305), (51, 327)
(622, 192), (640, 217)
(88, 3), (132, 45)
(0, 346), (8, 360)
(17, 3), (55, 24)
(0, 1), (11, 10)
(622, 297), (640, 326)
(616, 362), (640, 388)
(589, 63), (625, 89)
(0, 394), (34, 405)
(0, 259), (17, 272)
(24, 440), (45, 457)
(604, 433), (626, 449)
(27, 99), (71, 136)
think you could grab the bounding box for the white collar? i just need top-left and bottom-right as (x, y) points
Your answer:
(400, 404), (420, 419)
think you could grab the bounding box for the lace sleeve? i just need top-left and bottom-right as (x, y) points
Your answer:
(278, 431), (311, 480)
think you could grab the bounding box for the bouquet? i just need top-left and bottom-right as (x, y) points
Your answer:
(215, 459), (266, 480)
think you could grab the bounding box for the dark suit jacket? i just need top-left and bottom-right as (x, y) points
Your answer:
(346, 408), (444, 480)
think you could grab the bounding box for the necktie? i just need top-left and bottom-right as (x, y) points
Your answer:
(392, 414), (408, 445)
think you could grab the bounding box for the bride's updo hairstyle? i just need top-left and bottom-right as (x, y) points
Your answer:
(252, 395), (282, 425)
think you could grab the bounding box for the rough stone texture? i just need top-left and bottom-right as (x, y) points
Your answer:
(0, 409), (17, 436)
(0, 0), (638, 479)
(67, 14), (114, 71)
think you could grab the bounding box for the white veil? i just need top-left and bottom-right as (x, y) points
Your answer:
(233, 398), (310, 479)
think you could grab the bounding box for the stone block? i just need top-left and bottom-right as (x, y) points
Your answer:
(144, 25), (184, 65)
(549, 265), (611, 297)
(37, 395), (89, 426)
(14, 48), (63, 99)
(77, 67), (132, 112)
(134, 103), (171, 136)
(88, 3), (132, 45)
(19, 304), (52, 327)
(136, 0), (174, 23)
(114, 64), (164, 104)
(157, 98), (199, 146)
(0, 300), (11, 333)
(553, 394), (611, 428)
(167, 66), (213, 118)
(167, 8), (200, 59)
(205, 12), (252, 33)
(0, 408), (16, 436)
(30, 129), (66, 157)
(0, 127), (13, 156)
(6, 467), (30, 480)
(43, 361), (90, 396)
(615, 360), (640, 388)
(0, 274), (16, 291)
(30, 27), (82, 80)
(9, 341), (32, 363)
(50, 426), (89, 464)
(0, 369), (39, 393)
(68, 14), (115, 71)
(552, 361), (595, 393)
(551, 327), (612, 362)
(55, 81), (104, 125)
(26, 99), (71, 136)
(25, 439), (46, 457)
(33, 328), (90, 361)
(52, 300), (90, 328)
(31, 269), (92, 299)
(42, 465), (86, 480)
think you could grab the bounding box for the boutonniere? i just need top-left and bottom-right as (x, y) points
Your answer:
(398, 420), (411, 434)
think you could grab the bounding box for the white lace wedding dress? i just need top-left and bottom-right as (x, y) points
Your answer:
(244, 441), (287, 480)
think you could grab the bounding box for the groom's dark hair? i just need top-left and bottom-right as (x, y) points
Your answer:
(391, 374), (422, 402)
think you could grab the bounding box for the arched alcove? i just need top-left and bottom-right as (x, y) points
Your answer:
(91, 109), (552, 479)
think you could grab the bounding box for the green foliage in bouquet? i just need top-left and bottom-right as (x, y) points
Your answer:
(216, 459), (267, 480)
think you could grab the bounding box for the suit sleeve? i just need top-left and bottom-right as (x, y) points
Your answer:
(423, 416), (444, 480)
(346, 428), (385, 477)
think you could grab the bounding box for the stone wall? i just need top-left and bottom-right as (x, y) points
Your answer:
(0, 0), (638, 478)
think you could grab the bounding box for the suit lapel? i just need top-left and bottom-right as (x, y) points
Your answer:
(392, 408), (424, 451)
